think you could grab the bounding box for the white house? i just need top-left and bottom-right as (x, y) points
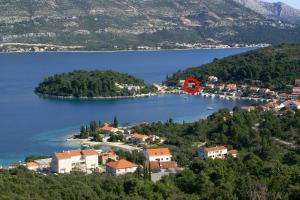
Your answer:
(292, 87), (300, 95)
(106, 159), (138, 176)
(99, 151), (118, 164)
(97, 123), (120, 134)
(51, 149), (98, 174)
(25, 162), (39, 171)
(208, 76), (218, 83)
(129, 133), (148, 144)
(278, 93), (289, 101)
(199, 146), (228, 159)
(144, 148), (172, 162)
(205, 83), (215, 89)
(228, 149), (238, 158)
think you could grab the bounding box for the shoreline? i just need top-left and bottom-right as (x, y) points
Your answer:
(1, 94), (254, 167)
(0, 46), (257, 54)
(36, 92), (161, 100)
(66, 136), (143, 152)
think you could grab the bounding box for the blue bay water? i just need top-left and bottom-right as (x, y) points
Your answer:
(0, 48), (253, 165)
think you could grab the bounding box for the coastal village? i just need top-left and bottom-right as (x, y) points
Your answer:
(161, 76), (300, 111)
(3, 76), (300, 181)
(10, 118), (239, 182)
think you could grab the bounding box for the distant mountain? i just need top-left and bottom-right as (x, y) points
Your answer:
(234, 0), (300, 24)
(1, 0), (300, 51)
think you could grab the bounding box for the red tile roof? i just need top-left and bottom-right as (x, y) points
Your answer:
(293, 101), (300, 106)
(55, 152), (71, 160)
(81, 149), (98, 156)
(99, 123), (114, 132)
(144, 161), (177, 169)
(99, 151), (117, 158)
(228, 149), (238, 155)
(131, 133), (147, 139)
(293, 87), (300, 91)
(106, 159), (137, 169)
(55, 149), (97, 160)
(146, 148), (171, 156)
(26, 162), (39, 167)
(279, 93), (289, 97)
(204, 146), (227, 152)
(69, 150), (81, 156)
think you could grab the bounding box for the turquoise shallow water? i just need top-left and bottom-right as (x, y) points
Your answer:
(0, 48), (253, 165)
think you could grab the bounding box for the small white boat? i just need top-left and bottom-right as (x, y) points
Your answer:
(207, 107), (214, 110)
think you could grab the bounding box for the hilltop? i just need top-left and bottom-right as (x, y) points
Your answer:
(35, 70), (157, 98)
(165, 44), (300, 88)
(1, 0), (300, 51)
(234, 0), (300, 25)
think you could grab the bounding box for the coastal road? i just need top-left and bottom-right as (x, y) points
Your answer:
(272, 137), (297, 149)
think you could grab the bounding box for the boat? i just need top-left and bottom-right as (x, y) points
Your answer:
(207, 107), (214, 110)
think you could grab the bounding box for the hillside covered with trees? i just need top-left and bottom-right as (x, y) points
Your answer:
(35, 70), (157, 98)
(1, 109), (300, 199)
(165, 44), (300, 89)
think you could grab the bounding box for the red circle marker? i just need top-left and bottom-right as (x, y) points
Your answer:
(183, 77), (201, 94)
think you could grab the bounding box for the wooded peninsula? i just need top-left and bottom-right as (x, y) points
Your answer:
(35, 70), (157, 98)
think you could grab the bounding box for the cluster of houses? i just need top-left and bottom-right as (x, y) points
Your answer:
(24, 144), (238, 177)
(95, 123), (160, 145)
(24, 147), (177, 177)
(177, 77), (300, 102)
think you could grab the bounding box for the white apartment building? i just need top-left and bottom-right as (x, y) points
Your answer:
(51, 149), (98, 173)
(199, 146), (228, 159)
(144, 148), (172, 162)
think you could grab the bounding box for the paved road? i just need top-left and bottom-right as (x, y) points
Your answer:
(272, 137), (297, 149)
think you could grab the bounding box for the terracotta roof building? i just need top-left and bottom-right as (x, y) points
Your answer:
(144, 161), (177, 170)
(106, 159), (138, 176)
(51, 149), (98, 174)
(98, 123), (114, 132)
(292, 87), (300, 95)
(25, 162), (39, 171)
(240, 106), (256, 112)
(144, 148), (172, 162)
(129, 133), (148, 144)
(199, 146), (228, 159)
(228, 149), (238, 158)
(225, 84), (237, 91)
(278, 93), (289, 100)
(99, 151), (118, 164)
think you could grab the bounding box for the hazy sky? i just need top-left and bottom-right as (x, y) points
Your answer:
(263, 0), (300, 9)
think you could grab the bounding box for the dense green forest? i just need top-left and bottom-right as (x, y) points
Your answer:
(165, 44), (300, 89)
(35, 70), (157, 97)
(1, 109), (300, 199)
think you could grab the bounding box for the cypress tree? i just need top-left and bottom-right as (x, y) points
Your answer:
(113, 116), (118, 128)
(148, 161), (151, 181)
